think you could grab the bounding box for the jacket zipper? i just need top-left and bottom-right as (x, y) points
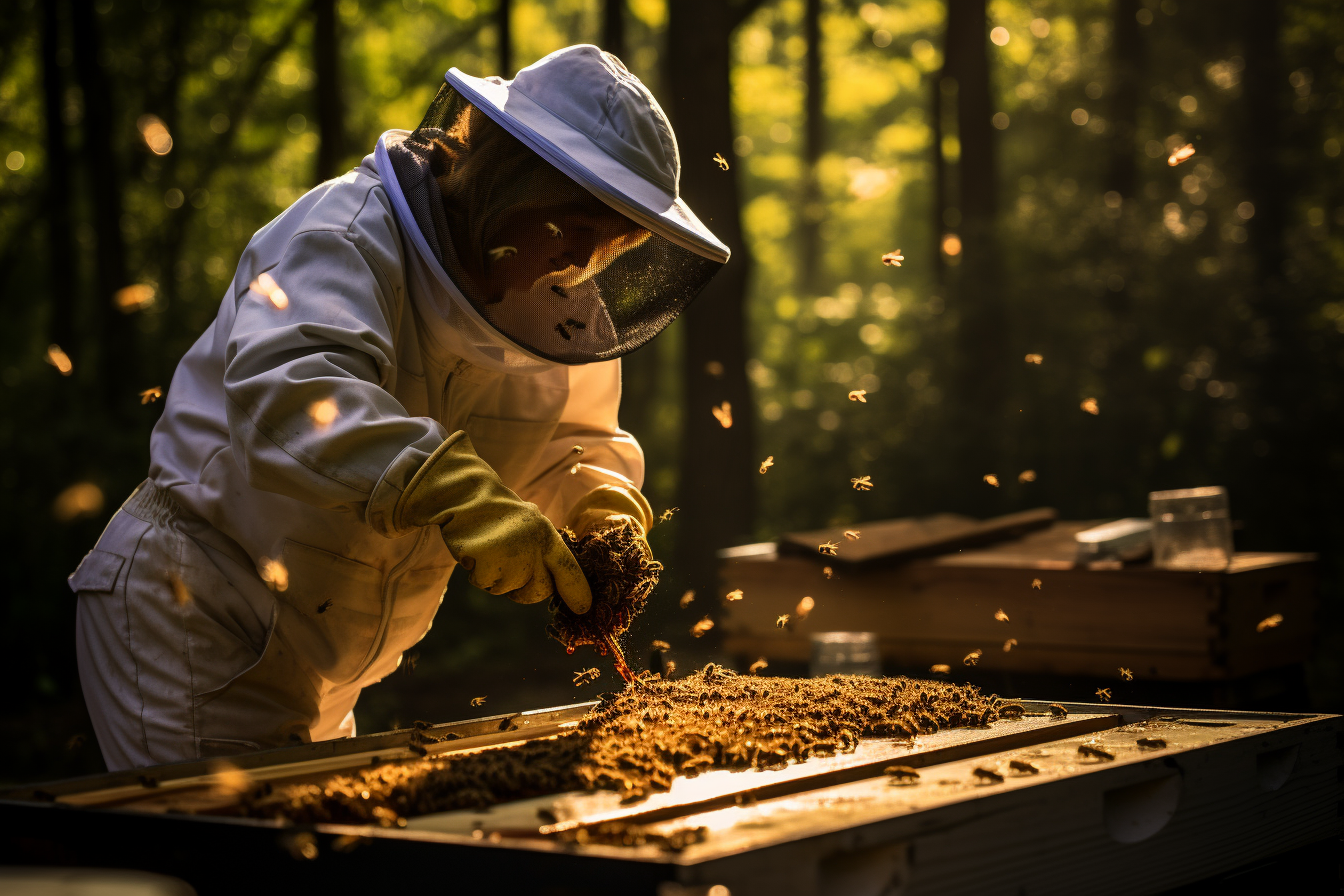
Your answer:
(351, 525), (431, 685)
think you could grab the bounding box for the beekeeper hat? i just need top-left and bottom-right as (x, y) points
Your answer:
(445, 45), (729, 264)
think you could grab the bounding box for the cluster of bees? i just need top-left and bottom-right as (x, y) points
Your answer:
(545, 522), (661, 657)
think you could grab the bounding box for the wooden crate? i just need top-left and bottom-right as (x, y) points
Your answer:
(3, 701), (1340, 896)
(719, 523), (1317, 681)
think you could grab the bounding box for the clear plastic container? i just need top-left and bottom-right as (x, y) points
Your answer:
(1149, 486), (1233, 571)
(810, 632), (881, 677)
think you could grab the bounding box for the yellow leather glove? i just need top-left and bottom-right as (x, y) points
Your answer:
(565, 483), (654, 538)
(393, 432), (592, 613)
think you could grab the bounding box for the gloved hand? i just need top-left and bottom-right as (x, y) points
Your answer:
(393, 432), (592, 613)
(565, 483), (654, 539)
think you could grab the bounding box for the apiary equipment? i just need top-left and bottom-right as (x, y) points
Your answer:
(2, 700), (1339, 895)
(722, 518), (1317, 684)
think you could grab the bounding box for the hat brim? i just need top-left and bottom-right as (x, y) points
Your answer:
(445, 68), (730, 264)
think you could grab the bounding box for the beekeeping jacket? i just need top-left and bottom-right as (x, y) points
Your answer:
(71, 45), (728, 770)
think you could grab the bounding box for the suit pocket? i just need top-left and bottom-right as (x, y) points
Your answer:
(275, 540), (385, 686)
(69, 549), (128, 594)
(465, 415), (559, 489)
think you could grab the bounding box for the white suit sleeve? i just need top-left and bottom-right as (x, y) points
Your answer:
(223, 227), (446, 532)
(519, 359), (646, 526)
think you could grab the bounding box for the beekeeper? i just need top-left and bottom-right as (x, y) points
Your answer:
(71, 45), (728, 771)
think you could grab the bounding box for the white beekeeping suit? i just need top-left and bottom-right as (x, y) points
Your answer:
(71, 45), (729, 770)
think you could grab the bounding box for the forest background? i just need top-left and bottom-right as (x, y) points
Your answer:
(1, 0), (1341, 783)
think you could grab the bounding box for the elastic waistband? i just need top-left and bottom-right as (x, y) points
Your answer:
(121, 479), (182, 528)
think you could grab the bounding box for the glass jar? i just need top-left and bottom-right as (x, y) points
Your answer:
(809, 632), (882, 677)
(1149, 486), (1234, 571)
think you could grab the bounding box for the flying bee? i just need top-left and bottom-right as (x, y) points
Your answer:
(1003, 638), (1018, 652)
(554, 318), (587, 341)
(844, 530), (861, 541)
(545, 222), (563, 238)
(679, 589), (696, 608)
(972, 767), (1004, 784)
(724, 589), (744, 601)
(795, 595), (815, 619)
(317, 598), (333, 614)
(711, 401), (733, 428)
(690, 616), (715, 638)
(1078, 744), (1114, 761)
(885, 765), (920, 784)
(881, 249), (904, 267)
(818, 541), (839, 556)
(487, 245), (517, 262)
(1118, 667), (1133, 681)
(713, 152), (730, 170)
(139, 386), (163, 404)
(1136, 737), (1167, 749)
(822, 566), (833, 579)
(1024, 353), (1043, 365)
(848, 389), (868, 402)
(1256, 613), (1283, 632)
(775, 614), (791, 629)
(850, 475), (874, 491)
(651, 640), (671, 652)
(994, 608), (1009, 623)
(574, 667), (601, 686)
(748, 658), (768, 675)
(1018, 469), (1037, 483)
(1167, 142), (1196, 166)
(929, 664), (951, 674)
(470, 696), (487, 707)
(572, 445), (584, 455)
(759, 455), (774, 474)
(984, 474), (1000, 488)
(1009, 759), (1039, 774)
(963, 649), (983, 666)
(1080, 397), (1100, 415)
(1031, 578), (1042, 589)
(1095, 687), (1112, 702)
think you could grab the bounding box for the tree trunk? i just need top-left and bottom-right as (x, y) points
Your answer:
(496, 0), (512, 76)
(41, 0), (75, 355)
(666, 0), (755, 626)
(601, 0), (626, 62)
(799, 0), (823, 294)
(930, 69), (947, 287)
(942, 0), (1005, 512)
(313, 0), (345, 183)
(69, 0), (135, 412)
(1105, 0), (1141, 204)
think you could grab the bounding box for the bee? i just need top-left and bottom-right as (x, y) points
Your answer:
(848, 389), (868, 402)
(1136, 737), (1167, 749)
(1003, 638), (1018, 652)
(1118, 667), (1133, 681)
(843, 530), (861, 541)
(401, 651), (418, 674)
(1095, 687), (1112, 702)
(499, 715), (519, 731)
(572, 445), (585, 455)
(711, 401), (733, 428)
(1031, 578), (1042, 589)
(691, 616), (715, 638)
(408, 743), (429, 757)
(470, 696), (487, 707)
(1167, 142), (1196, 166)
(554, 318), (587, 341)
(795, 595), (815, 619)
(45, 344), (74, 375)
(1009, 759), (1039, 774)
(679, 590), (696, 608)
(1256, 613), (1283, 632)
(661, 507), (679, 522)
(1080, 397), (1100, 415)
(487, 245), (518, 262)
(963, 649), (982, 666)
(139, 386), (163, 404)
(651, 640), (671, 652)
(317, 598), (333, 614)
(994, 608), (1009, 623)
(1018, 469), (1037, 483)
(850, 475), (874, 491)
(929, 664), (951, 674)
(664, 660), (677, 676)
(972, 767), (1004, 784)
(545, 222), (563, 238)
(775, 614), (791, 629)
(724, 589), (744, 601)
(713, 152), (730, 170)
(574, 667), (601, 686)
(759, 456), (774, 474)
(1024, 353), (1043, 365)
(983, 474), (1000, 488)
(1078, 744), (1114, 761)
(569, 463), (580, 475)
(748, 658), (768, 675)
(884, 765), (920, 784)
(881, 249), (904, 267)
(1048, 703), (1068, 717)
(259, 557), (289, 592)
(818, 541), (839, 556)
(997, 702), (1026, 720)
(822, 566), (833, 579)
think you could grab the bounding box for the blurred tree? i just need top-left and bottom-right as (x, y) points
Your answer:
(800, 0), (824, 293)
(602, 0), (627, 62)
(313, 0), (347, 182)
(40, 0), (75, 356)
(497, 0), (513, 75)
